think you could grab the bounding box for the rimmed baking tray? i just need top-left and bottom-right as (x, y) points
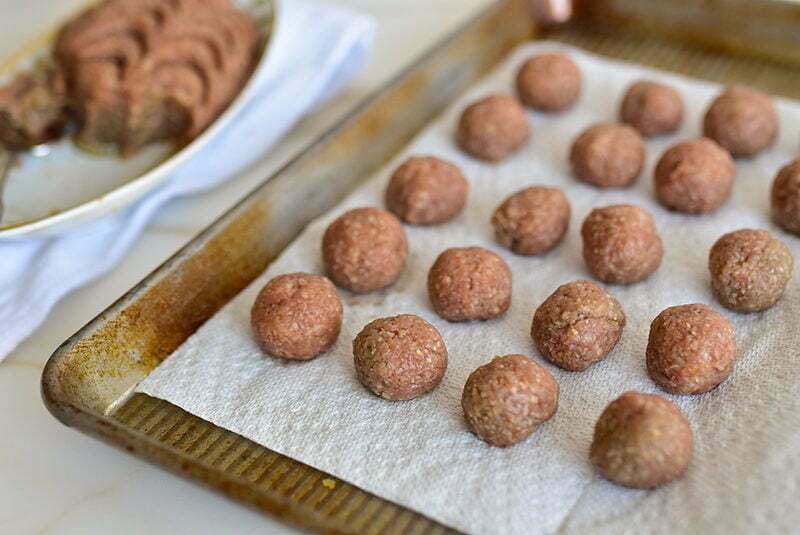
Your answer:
(42, 0), (800, 533)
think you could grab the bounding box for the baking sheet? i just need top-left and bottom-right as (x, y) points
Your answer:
(137, 42), (800, 534)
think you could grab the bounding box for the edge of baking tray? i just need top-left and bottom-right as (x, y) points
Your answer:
(576, 0), (800, 66)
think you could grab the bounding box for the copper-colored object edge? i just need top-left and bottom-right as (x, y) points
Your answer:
(574, 0), (800, 66)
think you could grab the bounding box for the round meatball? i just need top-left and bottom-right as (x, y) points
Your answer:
(771, 159), (800, 235)
(462, 354), (559, 446)
(581, 204), (663, 284)
(703, 85), (778, 157)
(570, 123), (645, 188)
(322, 207), (408, 293)
(515, 53), (581, 112)
(385, 156), (469, 225)
(491, 186), (570, 255)
(352, 314), (448, 401)
(590, 391), (693, 489)
(250, 273), (343, 360)
(456, 93), (530, 162)
(654, 138), (735, 214)
(647, 304), (736, 395)
(428, 247), (512, 322)
(531, 280), (626, 371)
(619, 80), (683, 136)
(709, 229), (794, 313)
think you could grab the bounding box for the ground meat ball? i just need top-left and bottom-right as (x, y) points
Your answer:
(250, 273), (343, 360)
(771, 159), (800, 235)
(654, 138), (735, 214)
(352, 314), (447, 401)
(531, 280), (626, 371)
(462, 354), (559, 446)
(491, 186), (570, 255)
(590, 391), (693, 489)
(709, 229), (794, 313)
(646, 304), (736, 395)
(703, 85), (778, 157)
(619, 80), (683, 137)
(0, 64), (68, 148)
(428, 247), (512, 322)
(570, 123), (645, 188)
(581, 204), (663, 284)
(385, 156), (469, 225)
(322, 207), (408, 293)
(456, 93), (530, 162)
(515, 53), (581, 112)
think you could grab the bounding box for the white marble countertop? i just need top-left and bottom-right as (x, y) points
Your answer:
(0, 1), (492, 533)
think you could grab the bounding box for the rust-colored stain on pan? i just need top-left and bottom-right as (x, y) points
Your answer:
(42, 0), (800, 533)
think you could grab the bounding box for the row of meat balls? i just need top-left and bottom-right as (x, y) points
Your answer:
(460, 52), (800, 234)
(328, 158), (795, 312)
(250, 271), (699, 490)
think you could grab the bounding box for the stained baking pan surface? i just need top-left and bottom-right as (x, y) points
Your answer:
(42, 0), (800, 533)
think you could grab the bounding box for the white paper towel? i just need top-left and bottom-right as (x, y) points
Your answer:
(138, 42), (800, 534)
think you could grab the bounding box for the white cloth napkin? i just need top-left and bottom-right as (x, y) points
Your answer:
(138, 42), (800, 535)
(0, 0), (374, 360)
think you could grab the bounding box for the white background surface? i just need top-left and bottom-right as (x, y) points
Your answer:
(0, 0), (493, 533)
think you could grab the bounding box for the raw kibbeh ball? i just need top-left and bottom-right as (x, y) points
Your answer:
(654, 138), (735, 214)
(570, 123), (645, 188)
(619, 80), (683, 136)
(771, 159), (800, 235)
(352, 314), (447, 401)
(428, 246), (512, 322)
(703, 85), (778, 157)
(462, 354), (559, 446)
(709, 229), (794, 313)
(531, 280), (626, 371)
(251, 273), (343, 360)
(581, 204), (663, 284)
(322, 207), (408, 293)
(385, 156), (468, 225)
(590, 391), (693, 489)
(491, 186), (570, 255)
(646, 304), (736, 395)
(456, 93), (530, 162)
(515, 53), (581, 112)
